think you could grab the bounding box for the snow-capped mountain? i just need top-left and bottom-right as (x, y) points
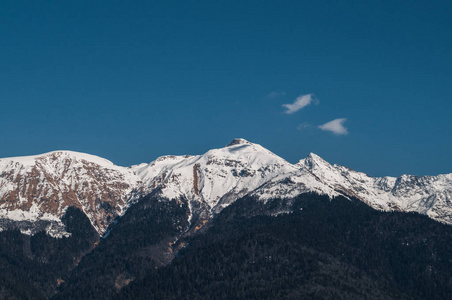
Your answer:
(0, 151), (140, 236)
(131, 138), (302, 214)
(0, 138), (451, 237)
(297, 153), (452, 224)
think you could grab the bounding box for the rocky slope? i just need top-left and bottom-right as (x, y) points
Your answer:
(130, 139), (340, 222)
(298, 153), (452, 224)
(0, 151), (140, 236)
(0, 139), (451, 237)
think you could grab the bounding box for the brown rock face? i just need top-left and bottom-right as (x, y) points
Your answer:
(0, 151), (140, 234)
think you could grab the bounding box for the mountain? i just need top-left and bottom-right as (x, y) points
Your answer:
(59, 194), (452, 299)
(1, 139), (452, 299)
(130, 138), (342, 233)
(0, 151), (140, 236)
(1, 139), (451, 238)
(298, 152), (452, 224)
(122, 195), (452, 300)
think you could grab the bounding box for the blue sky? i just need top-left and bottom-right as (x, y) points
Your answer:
(1, 0), (451, 176)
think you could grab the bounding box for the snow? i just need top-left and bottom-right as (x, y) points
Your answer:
(1, 138), (452, 237)
(226, 138), (253, 147)
(0, 203), (61, 222)
(0, 150), (116, 168)
(0, 150), (141, 235)
(251, 170), (342, 201)
(132, 140), (299, 211)
(298, 152), (452, 224)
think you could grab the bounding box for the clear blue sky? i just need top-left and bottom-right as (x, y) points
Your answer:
(1, 0), (451, 176)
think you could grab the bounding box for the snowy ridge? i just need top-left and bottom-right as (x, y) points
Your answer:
(0, 151), (140, 235)
(0, 139), (451, 237)
(297, 153), (452, 224)
(0, 150), (116, 168)
(131, 138), (299, 212)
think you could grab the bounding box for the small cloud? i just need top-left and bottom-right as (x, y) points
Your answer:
(297, 122), (312, 130)
(282, 94), (317, 114)
(267, 91), (286, 98)
(318, 118), (348, 135)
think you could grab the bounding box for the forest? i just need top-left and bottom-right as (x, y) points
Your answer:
(2, 193), (452, 299)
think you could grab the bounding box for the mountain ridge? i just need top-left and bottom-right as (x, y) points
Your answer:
(0, 138), (451, 237)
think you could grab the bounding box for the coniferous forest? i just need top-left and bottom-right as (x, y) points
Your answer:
(2, 194), (452, 299)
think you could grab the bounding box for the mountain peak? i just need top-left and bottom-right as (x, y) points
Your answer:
(306, 152), (326, 162)
(297, 152), (331, 171)
(226, 138), (253, 147)
(0, 150), (115, 168)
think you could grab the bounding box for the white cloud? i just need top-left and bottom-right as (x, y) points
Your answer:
(297, 122), (312, 130)
(282, 94), (316, 114)
(267, 91), (286, 98)
(318, 118), (348, 135)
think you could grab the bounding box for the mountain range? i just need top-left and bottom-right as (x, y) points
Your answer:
(2, 139), (452, 299)
(1, 138), (451, 238)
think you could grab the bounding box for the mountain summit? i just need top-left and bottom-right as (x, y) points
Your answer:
(226, 138), (253, 147)
(0, 139), (451, 237)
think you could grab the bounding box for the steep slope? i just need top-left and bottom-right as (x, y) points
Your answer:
(55, 192), (190, 299)
(298, 153), (452, 224)
(133, 140), (452, 226)
(0, 151), (140, 235)
(0, 206), (99, 299)
(118, 194), (452, 300)
(131, 138), (305, 223)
